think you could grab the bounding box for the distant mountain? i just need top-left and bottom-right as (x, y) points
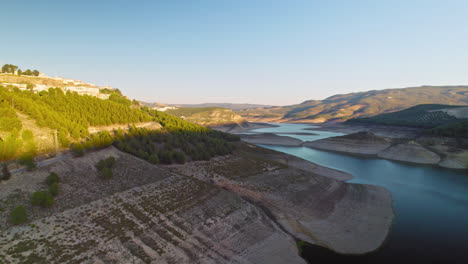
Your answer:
(238, 86), (468, 123)
(172, 103), (275, 111)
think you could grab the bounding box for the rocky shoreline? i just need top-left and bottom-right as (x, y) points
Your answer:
(211, 122), (278, 133)
(240, 133), (304, 146)
(303, 131), (468, 169)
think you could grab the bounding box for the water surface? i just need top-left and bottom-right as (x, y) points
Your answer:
(251, 123), (468, 263)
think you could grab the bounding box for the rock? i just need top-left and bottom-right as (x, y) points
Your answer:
(304, 132), (391, 156)
(377, 141), (441, 164)
(438, 150), (468, 169)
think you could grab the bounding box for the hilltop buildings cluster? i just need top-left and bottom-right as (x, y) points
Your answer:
(0, 71), (112, 99)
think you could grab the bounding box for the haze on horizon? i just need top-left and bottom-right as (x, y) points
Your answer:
(1, 0), (468, 105)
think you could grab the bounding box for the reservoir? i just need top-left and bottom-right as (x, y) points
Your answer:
(251, 123), (468, 263)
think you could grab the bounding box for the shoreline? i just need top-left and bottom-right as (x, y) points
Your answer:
(302, 131), (468, 170)
(240, 133), (304, 147)
(211, 121), (279, 133)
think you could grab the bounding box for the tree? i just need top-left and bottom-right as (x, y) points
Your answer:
(1, 64), (18, 74)
(11, 65), (18, 74)
(10, 205), (28, 225)
(17, 69), (22, 76)
(1, 163), (11, 181)
(33, 70), (39, 76)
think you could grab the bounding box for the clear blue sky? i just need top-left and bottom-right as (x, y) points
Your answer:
(1, 0), (468, 105)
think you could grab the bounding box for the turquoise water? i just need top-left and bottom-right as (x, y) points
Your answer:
(251, 123), (468, 263)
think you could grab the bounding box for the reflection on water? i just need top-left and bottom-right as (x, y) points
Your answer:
(251, 123), (468, 263)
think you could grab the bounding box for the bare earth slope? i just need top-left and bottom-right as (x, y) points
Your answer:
(1, 144), (393, 263)
(169, 144), (393, 254)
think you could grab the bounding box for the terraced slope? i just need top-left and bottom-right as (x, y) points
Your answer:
(0, 143), (393, 263)
(0, 147), (304, 264)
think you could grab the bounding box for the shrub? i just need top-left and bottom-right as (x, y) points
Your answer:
(173, 151), (186, 164)
(10, 206), (28, 225)
(96, 157), (116, 179)
(99, 167), (113, 179)
(31, 191), (53, 208)
(46, 172), (59, 185)
(21, 130), (34, 141)
(18, 154), (36, 171)
(48, 182), (59, 196)
(148, 154), (159, 164)
(71, 143), (85, 157)
(1, 163), (11, 181)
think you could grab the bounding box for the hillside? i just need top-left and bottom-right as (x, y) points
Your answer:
(0, 68), (394, 263)
(238, 86), (468, 123)
(0, 143), (393, 263)
(0, 73), (96, 88)
(348, 104), (468, 137)
(0, 85), (239, 165)
(166, 107), (246, 126)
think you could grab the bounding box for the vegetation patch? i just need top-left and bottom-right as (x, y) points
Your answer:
(10, 205), (28, 225)
(96, 157), (116, 179)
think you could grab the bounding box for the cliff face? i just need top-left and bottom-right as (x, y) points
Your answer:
(0, 144), (393, 263)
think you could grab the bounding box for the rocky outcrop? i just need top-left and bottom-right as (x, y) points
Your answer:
(303, 132), (392, 156)
(377, 141), (441, 164)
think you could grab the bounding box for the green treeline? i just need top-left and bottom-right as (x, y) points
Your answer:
(72, 124), (239, 165)
(114, 127), (237, 164)
(429, 120), (468, 138)
(1, 64), (39, 76)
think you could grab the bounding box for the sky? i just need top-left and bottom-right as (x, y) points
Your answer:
(1, 0), (468, 105)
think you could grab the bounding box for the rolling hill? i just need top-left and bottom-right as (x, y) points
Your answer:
(238, 86), (468, 123)
(348, 104), (468, 137)
(172, 103), (274, 111)
(165, 107), (246, 126)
